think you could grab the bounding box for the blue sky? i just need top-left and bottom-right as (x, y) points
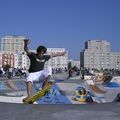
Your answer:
(0, 0), (120, 60)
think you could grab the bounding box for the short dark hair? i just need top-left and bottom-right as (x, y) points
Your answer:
(36, 46), (47, 53)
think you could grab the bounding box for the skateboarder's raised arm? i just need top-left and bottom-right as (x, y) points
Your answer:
(50, 51), (67, 58)
(24, 39), (31, 55)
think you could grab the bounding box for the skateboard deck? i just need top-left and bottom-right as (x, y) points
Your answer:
(23, 82), (54, 104)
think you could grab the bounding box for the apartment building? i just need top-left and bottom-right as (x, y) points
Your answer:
(80, 40), (120, 70)
(0, 36), (68, 70)
(46, 48), (68, 70)
(1, 35), (25, 53)
(0, 51), (18, 68)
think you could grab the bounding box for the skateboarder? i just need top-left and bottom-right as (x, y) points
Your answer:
(23, 39), (66, 102)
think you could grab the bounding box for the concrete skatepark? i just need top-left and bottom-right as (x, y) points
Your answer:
(0, 73), (120, 120)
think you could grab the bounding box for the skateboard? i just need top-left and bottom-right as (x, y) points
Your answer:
(23, 82), (54, 104)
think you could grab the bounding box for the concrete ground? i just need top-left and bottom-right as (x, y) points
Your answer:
(0, 102), (120, 120)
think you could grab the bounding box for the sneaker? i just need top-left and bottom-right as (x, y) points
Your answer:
(23, 96), (30, 102)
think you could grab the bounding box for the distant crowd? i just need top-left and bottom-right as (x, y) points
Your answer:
(83, 68), (120, 76)
(0, 67), (68, 79)
(0, 67), (27, 78)
(1, 66), (120, 79)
